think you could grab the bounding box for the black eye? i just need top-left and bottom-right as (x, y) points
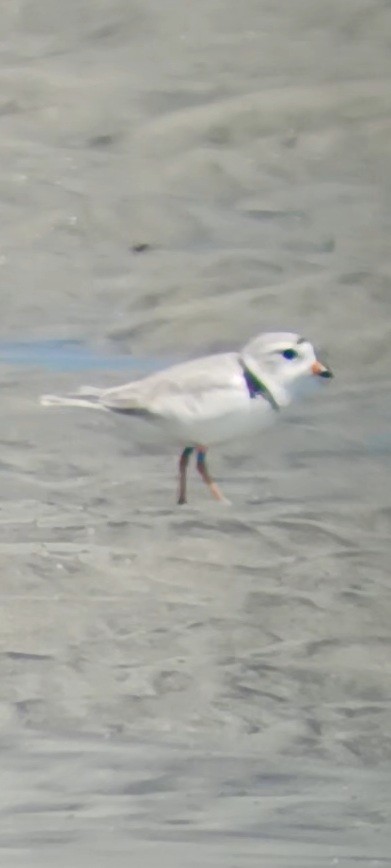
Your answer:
(281, 348), (299, 360)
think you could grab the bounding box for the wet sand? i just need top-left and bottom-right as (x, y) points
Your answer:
(1, 1), (391, 865)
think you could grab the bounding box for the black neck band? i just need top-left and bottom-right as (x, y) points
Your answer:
(240, 360), (280, 411)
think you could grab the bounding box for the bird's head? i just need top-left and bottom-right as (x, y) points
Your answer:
(240, 331), (333, 406)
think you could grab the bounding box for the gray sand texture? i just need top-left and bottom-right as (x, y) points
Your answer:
(0, 1), (391, 866)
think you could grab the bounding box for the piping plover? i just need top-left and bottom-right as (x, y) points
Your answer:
(41, 332), (333, 504)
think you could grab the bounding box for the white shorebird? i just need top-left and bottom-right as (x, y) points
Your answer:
(41, 331), (333, 504)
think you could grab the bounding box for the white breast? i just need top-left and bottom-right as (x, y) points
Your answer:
(157, 387), (277, 447)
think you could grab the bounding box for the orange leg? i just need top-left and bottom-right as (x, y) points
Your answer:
(178, 447), (194, 504)
(196, 447), (229, 503)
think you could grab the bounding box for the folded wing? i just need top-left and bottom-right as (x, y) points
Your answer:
(101, 352), (245, 419)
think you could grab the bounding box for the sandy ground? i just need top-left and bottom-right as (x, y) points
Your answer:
(0, 1), (391, 865)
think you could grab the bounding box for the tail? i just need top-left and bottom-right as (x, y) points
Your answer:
(40, 386), (107, 411)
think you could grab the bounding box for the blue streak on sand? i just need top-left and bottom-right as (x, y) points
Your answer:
(0, 339), (169, 374)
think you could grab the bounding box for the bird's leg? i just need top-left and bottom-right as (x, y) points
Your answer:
(178, 447), (194, 504)
(196, 447), (230, 503)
